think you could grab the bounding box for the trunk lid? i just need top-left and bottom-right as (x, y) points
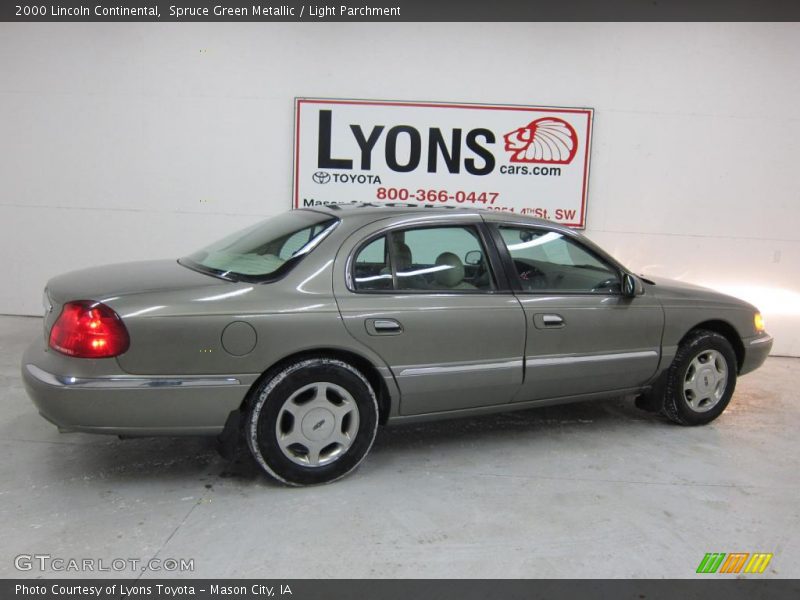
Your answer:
(45, 260), (222, 305)
(43, 260), (231, 339)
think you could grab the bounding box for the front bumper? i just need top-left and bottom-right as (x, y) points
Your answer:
(22, 340), (257, 436)
(740, 333), (773, 376)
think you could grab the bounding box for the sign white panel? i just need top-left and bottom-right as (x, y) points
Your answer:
(294, 99), (593, 228)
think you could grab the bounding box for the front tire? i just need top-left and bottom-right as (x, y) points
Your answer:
(246, 358), (378, 486)
(662, 330), (737, 426)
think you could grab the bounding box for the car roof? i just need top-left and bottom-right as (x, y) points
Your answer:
(304, 201), (556, 228)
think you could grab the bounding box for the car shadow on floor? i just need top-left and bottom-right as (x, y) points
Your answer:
(30, 395), (669, 487)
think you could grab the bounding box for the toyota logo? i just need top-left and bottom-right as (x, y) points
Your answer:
(312, 171), (331, 184)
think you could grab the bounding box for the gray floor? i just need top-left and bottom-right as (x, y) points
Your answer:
(0, 315), (797, 579)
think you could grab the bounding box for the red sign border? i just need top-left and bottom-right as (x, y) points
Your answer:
(293, 98), (593, 229)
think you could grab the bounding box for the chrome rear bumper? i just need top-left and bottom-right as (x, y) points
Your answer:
(25, 363), (241, 389)
(21, 341), (257, 436)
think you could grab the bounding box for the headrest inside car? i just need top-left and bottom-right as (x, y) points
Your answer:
(434, 252), (465, 288)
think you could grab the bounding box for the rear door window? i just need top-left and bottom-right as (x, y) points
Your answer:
(352, 225), (495, 292)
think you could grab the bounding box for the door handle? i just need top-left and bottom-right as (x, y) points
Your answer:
(542, 314), (564, 326)
(534, 313), (565, 329)
(366, 318), (403, 335)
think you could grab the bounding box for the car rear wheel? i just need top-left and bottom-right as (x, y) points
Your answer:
(246, 358), (379, 485)
(662, 330), (737, 425)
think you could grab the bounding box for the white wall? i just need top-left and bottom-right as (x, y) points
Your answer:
(1, 23), (798, 355)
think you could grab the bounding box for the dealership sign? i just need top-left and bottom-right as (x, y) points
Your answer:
(293, 98), (593, 228)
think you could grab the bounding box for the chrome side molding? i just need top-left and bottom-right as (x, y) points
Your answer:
(398, 352), (659, 377)
(526, 350), (658, 368)
(399, 359), (523, 377)
(25, 364), (241, 389)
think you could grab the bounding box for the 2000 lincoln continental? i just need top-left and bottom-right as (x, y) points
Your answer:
(22, 204), (773, 485)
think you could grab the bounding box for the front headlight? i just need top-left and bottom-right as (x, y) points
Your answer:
(754, 311), (765, 333)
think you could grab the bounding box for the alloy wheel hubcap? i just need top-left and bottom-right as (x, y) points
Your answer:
(275, 382), (359, 467)
(683, 349), (728, 412)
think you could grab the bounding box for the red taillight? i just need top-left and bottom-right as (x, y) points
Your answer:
(48, 301), (130, 358)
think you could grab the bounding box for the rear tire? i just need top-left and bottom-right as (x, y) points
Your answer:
(662, 330), (737, 426)
(246, 358), (378, 485)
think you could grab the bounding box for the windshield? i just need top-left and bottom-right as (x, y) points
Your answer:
(180, 210), (338, 282)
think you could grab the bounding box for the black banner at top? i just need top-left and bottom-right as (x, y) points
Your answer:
(2, 0), (800, 22)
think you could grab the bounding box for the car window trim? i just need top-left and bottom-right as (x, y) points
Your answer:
(385, 231), (400, 291)
(347, 222), (510, 295)
(488, 222), (625, 296)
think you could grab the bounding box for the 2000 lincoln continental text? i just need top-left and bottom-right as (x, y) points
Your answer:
(22, 204), (772, 485)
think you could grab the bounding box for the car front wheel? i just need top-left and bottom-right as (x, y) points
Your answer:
(662, 330), (738, 426)
(246, 358), (379, 485)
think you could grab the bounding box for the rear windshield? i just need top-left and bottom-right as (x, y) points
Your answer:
(180, 211), (338, 282)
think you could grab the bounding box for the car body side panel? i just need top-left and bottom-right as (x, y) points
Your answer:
(385, 385), (647, 426)
(648, 277), (762, 374)
(336, 293), (526, 415)
(109, 289), (351, 377)
(332, 213), (527, 416)
(480, 215), (664, 401)
(513, 293), (664, 401)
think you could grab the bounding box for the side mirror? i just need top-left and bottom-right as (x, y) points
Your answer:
(622, 273), (638, 297)
(464, 250), (483, 266)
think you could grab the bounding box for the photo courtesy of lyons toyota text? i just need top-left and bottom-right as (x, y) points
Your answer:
(0, 0), (799, 595)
